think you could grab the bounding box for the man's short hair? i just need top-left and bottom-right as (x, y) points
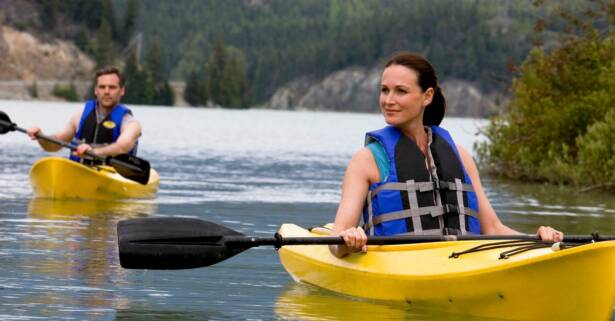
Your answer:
(96, 66), (125, 87)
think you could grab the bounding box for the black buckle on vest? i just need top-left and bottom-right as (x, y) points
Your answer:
(442, 227), (462, 236)
(443, 204), (458, 214)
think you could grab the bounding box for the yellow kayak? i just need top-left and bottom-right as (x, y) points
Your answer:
(29, 156), (159, 200)
(278, 224), (615, 321)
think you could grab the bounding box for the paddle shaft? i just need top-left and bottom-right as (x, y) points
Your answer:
(0, 118), (143, 173)
(223, 235), (543, 248)
(133, 233), (614, 247)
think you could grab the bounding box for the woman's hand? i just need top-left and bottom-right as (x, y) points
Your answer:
(338, 226), (368, 253)
(537, 226), (564, 242)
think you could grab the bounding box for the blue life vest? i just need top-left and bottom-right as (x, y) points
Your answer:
(362, 126), (480, 236)
(69, 100), (138, 163)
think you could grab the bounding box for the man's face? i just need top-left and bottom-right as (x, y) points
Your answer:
(94, 73), (125, 109)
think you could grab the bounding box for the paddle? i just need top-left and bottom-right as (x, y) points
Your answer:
(117, 217), (614, 270)
(0, 110), (150, 185)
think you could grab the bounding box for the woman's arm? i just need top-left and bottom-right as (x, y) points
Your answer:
(457, 145), (519, 235)
(457, 145), (563, 241)
(329, 147), (379, 257)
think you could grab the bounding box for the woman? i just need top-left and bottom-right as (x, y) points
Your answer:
(330, 52), (563, 257)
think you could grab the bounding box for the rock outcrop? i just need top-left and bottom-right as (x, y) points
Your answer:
(0, 26), (94, 81)
(0, 26), (94, 100)
(265, 66), (504, 117)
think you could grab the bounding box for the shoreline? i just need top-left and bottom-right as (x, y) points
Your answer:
(0, 80), (189, 106)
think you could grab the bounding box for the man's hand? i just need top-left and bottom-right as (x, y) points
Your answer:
(74, 143), (93, 157)
(26, 126), (41, 140)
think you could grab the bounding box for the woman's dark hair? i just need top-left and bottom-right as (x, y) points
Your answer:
(384, 52), (445, 126)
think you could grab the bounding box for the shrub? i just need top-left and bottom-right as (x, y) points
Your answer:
(52, 83), (80, 102)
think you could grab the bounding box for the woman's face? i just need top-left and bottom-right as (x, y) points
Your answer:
(379, 64), (433, 127)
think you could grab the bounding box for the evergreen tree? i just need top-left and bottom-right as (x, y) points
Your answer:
(75, 27), (93, 54)
(39, 0), (58, 30)
(145, 39), (175, 106)
(71, 0), (104, 30)
(145, 40), (165, 82)
(206, 40), (226, 106)
(206, 41), (251, 108)
(95, 18), (115, 69)
(122, 51), (152, 105)
(221, 48), (250, 108)
(155, 82), (175, 106)
(101, 0), (119, 41)
(121, 0), (139, 45)
(184, 70), (205, 106)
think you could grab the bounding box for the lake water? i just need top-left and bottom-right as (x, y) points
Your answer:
(1, 100), (614, 320)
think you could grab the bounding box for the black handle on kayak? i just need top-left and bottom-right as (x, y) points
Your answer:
(0, 110), (150, 185)
(116, 217), (612, 270)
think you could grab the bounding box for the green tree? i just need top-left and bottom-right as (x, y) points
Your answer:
(145, 39), (175, 106)
(121, 0), (139, 45)
(477, 0), (615, 188)
(101, 0), (119, 41)
(75, 27), (93, 54)
(184, 70), (207, 106)
(28, 80), (39, 99)
(206, 41), (251, 108)
(52, 83), (80, 102)
(39, 0), (58, 30)
(122, 51), (153, 105)
(206, 40), (226, 106)
(95, 18), (115, 69)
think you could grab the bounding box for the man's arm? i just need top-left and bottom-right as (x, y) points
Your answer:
(80, 119), (142, 157)
(27, 113), (79, 152)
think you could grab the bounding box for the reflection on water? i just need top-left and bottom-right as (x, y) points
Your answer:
(275, 284), (511, 321)
(28, 198), (157, 220)
(12, 199), (158, 320)
(1, 102), (615, 320)
(486, 177), (615, 235)
(114, 309), (223, 321)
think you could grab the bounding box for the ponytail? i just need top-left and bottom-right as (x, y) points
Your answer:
(423, 86), (446, 126)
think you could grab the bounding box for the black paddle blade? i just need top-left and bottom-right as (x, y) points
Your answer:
(118, 217), (248, 270)
(107, 154), (151, 185)
(0, 111), (14, 134)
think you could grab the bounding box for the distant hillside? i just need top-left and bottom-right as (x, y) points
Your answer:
(0, 0), (584, 116)
(128, 0), (539, 103)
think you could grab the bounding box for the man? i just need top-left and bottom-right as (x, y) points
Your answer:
(27, 67), (141, 163)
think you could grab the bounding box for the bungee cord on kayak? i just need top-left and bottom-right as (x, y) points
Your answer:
(447, 239), (583, 260)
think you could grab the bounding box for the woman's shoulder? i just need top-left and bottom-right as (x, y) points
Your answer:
(351, 146), (374, 162)
(346, 146), (381, 183)
(455, 144), (479, 175)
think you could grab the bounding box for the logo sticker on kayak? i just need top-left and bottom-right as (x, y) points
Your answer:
(103, 121), (117, 129)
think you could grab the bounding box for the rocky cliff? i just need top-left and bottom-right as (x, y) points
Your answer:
(0, 26), (94, 100)
(265, 66), (504, 117)
(0, 26), (94, 81)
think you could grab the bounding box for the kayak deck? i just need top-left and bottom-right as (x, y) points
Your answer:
(29, 156), (159, 200)
(278, 223), (615, 321)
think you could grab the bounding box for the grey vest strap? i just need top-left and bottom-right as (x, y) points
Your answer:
(363, 204), (478, 232)
(455, 178), (468, 235)
(364, 179), (477, 236)
(371, 179), (474, 198)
